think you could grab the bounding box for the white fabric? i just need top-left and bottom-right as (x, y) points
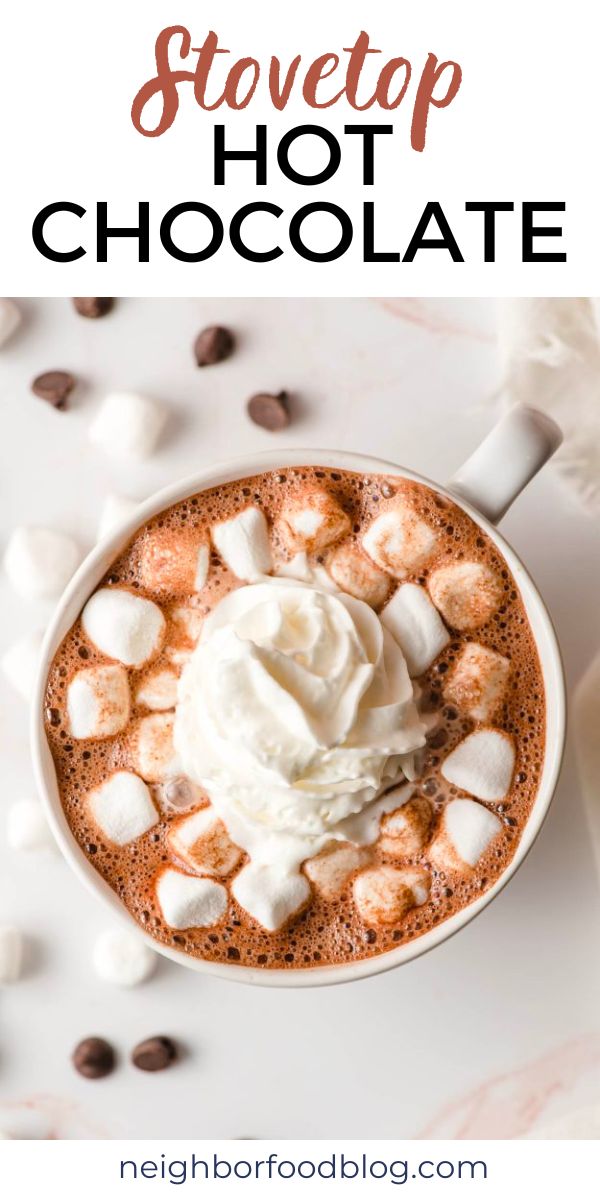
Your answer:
(498, 298), (600, 511)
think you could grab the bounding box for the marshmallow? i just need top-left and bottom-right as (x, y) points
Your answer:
(97, 493), (140, 541)
(0, 298), (21, 348)
(6, 798), (54, 852)
(442, 729), (515, 801)
(1, 630), (43, 701)
(428, 562), (503, 631)
(381, 583), (450, 676)
(380, 794), (434, 857)
(444, 642), (511, 721)
(167, 807), (242, 877)
(429, 797), (502, 872)
(87, 771), (158, 845)
(304, 843), (372, 901)
(362, 505), (437, 579)
(211, 506), (272, 580)
(4, 526), (81, 601)
(170, 605), (204, 644)
(276, 551), (334, 590)
(231, 864), (311, 932)
(81, 588), (165, 667)
(0, 926), (23, 983)
(156, 868), (228, 930)
(353, 866), (431, 926)
(327, 542), (391, 608)
(89, 391), (167, 461)
(130, 713), (181, 782)
(166, 647), (191, 669)
(278, 490), (351, 554)
(136, 668), (179, 711)
(139, 529), (210, 595)
(67, 664), (130, 739)
(92, 927), (157, 987)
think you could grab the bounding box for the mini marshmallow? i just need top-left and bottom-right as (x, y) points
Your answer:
(67, 664), (130, 739)
(353, 866), (430, 926)
(0, 926), (23, 983)
(136, 668), (179, 711)
(442, 729), (515, 801)
(156, 868), (228, 930)
(428, 797), (502, 872)
(88, 771), (158, 845)
(97, 493), (140, 541)
(0, 298), (21, 348)
(130, 713), (181, 782)
(444, 642), (511, 721)
(92, 927), (157, 987)
(276, 551), (334, 590)
(278, 490), (351, 554)
(4, 526), (81, 600)
(362, 505), (437, 579)
(327, 542), (391, 608)
(304, 843), (372, 901)
(380, 794), (434, 857)
(428, 562), (503, 631)
(211, 506), (272, 580)
(81, 588), (165, 667)
(89, 391), (167, 461)
(6, 799), (54, 852)
(381, 583), (450, 676)
(139, 528), (210, 595)
(166, 647), (191, 669)
(232, 863), (311, 932)
(1, 630), (44, 701)
(170, 606), (204, 644)
(168, 807), (242, 877)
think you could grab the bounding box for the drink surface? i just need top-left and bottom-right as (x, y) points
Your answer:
(44, 468), (545, 970)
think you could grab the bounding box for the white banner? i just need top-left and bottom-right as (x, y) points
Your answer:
(0, 0), (596, 295)
(1, 1138), (597, 1195)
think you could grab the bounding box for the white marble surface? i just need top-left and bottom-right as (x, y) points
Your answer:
(0, 297), (599, 1140)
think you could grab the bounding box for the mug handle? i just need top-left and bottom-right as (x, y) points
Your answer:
(447, 405), (563, 525)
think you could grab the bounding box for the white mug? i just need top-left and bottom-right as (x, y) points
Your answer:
(31, 406), (566, 988)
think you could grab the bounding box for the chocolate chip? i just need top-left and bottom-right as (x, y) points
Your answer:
(132, 1036), (177, 1072)
(31, 370), (75, 410)
(72, 298), (113, 319)
(73, 1036), (115, 1079)
(194, 325), (234, 366)
(247, 391), (289, 431)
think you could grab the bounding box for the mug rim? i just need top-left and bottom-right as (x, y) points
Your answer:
(31, 447), (567, 988)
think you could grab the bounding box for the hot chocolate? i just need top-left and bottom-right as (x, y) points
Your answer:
(44, 467), (545, 970)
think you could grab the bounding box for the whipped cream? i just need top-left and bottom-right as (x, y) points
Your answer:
(174, 570), (428, 874)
